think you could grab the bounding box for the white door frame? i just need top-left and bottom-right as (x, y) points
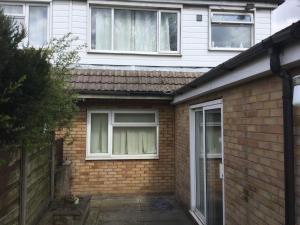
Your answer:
(189, 99), (225, 225)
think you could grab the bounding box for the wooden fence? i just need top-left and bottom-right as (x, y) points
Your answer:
(0, 139), (63, 225)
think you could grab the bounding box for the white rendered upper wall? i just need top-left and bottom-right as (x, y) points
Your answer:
(1, 0), (276, 68)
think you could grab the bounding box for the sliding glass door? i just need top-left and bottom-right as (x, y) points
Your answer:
(190, 101), (224, 225)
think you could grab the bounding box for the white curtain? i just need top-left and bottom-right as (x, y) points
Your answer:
(113, 127), (156, 155)
(114, 9), (157, 52)
(90, 114), (108, 153)
(114, 9), (132, 51)
(91, 8), (111, 50)
(134, 10), (157, 52)
(160, 12), (177, 51)
(160, 14), (170, 51)
(28, 6), (48, 47)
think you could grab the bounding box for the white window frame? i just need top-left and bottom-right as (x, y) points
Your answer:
(86, 109), (159, 160)
(0, 1), (50, 47)
(189, 99), (225, 225)
(209, 10), (254, 51)
(88, 4), (181, 55)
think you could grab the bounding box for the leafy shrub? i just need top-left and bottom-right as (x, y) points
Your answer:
(0, 10), (79, 150)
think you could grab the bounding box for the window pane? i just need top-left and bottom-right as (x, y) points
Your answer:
(195, 110), (205, 215)
(205, 109), (222, 155)
(205, 108), (223, 225)
(114, 113), (156, 123)
(113, 127), (157, 155)
(211, 24), (251, 48)
(114, 9), (157, 52)
(212, 13), (252, 23)
(0, 4), (23, 15)
(160, 12), (178, 51)
(91, 8), (111, 50)
(12, 17), (25, 33)
(28, 6), (48, 47)
(90, 114), (108, 153)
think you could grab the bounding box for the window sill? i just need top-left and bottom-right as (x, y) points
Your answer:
(208, 47), (248, 52)
(87, 50), (182, 57)
(85, 154), (159, 161)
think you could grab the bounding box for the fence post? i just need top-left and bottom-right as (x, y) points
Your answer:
(20, 147), (27, 225)
(51, 143), (55, 200)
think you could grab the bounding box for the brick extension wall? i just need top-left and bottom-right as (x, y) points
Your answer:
(175, 74), (288, 225)
(63, 99), (175, 195)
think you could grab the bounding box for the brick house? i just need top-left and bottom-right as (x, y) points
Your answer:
(64, 69), (200, 195)
(172, 21), (300, 225)
(63, 21), (300, 225)
(5, 0), (300, 225)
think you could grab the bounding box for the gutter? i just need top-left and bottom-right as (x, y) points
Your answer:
(77, 94), (173, 100)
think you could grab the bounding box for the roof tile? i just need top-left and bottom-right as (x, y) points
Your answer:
(69, 69), (202, 95)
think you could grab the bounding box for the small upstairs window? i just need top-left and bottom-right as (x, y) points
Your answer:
(0, 3), (49, 47)
(210, 12), (254, 50)
(90, 6), (180, 54)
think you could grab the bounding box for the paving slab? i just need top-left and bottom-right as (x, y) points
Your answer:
(85, 195), (195, 225)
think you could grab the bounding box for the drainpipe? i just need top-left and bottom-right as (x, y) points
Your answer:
(270, 47), (295, 225)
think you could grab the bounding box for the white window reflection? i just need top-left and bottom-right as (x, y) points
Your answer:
(28, 6), (48, 47)
(0, 3), (48, 47)
(210, 12), (253, 50)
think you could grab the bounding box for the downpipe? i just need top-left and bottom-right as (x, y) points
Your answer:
(270, 47), (295, 225)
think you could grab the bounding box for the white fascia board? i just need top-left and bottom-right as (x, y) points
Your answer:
(88, 0), (183, 9)
(2, 0), (51, 2)
(78, 94), (173, 100)
(281, 42), (300, 68)
(94, 0), (278, 9)
(87, 0), (277, 9)
(172, 42), (300, 104)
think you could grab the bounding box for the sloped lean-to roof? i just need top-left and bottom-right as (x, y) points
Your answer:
(173, 20), (300, 103)
(69, 69), (202, 97)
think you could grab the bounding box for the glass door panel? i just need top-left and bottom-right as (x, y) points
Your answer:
(195, 110), (205, 218)
(205, 108), (223, 225)
(192, 105), (223, 225)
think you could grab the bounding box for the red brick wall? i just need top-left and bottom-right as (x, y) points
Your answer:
(63, 99), (175, 195)
(175, 74), (288, 225)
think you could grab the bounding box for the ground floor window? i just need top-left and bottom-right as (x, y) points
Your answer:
(190, 100), (224, 225)
(86, 110), (159, 160)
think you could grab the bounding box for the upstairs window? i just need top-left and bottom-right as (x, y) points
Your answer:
(0, 3), (49, 47)
(210, 12), (253, 50)
(90, 6), (180, 54)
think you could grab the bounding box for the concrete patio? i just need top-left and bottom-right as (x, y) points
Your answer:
(85, 195), (195, 225)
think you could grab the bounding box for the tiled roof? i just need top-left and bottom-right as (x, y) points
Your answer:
(69, 69), (202, 96)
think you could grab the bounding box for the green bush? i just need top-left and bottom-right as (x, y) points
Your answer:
(0, 10), (79, 150)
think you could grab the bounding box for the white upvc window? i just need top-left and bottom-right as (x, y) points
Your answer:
(89, 5), (180, 55)
(209, 11), (254, 51)
(86, 110), (159, 160)
(0, 2), (49, 47)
